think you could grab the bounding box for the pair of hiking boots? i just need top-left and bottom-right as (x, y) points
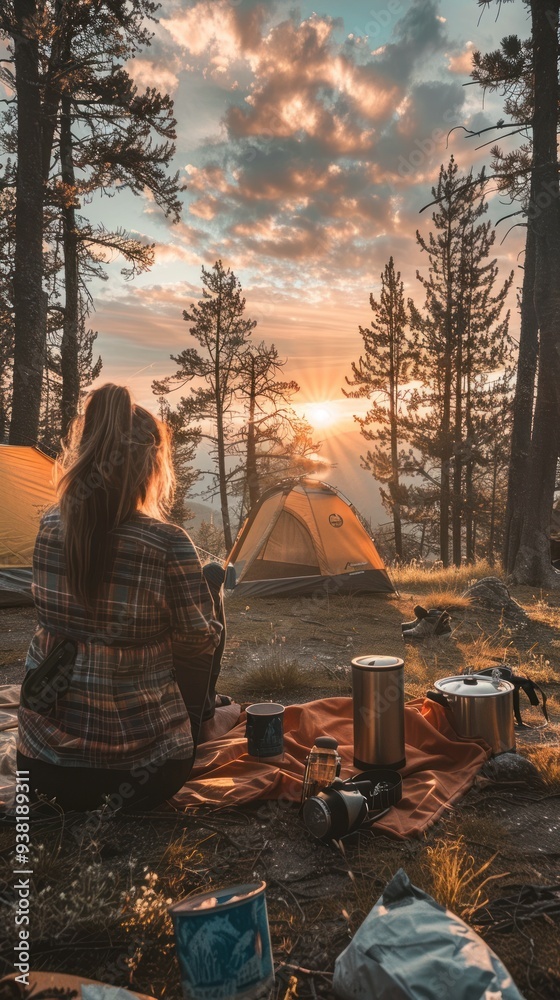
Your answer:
(402, 605), (452, 640)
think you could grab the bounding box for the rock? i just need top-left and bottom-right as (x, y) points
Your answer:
(481, 752), (541, 784)
(461, 576), (528, 623)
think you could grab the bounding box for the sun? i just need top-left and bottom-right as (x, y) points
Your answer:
(307, 403), (335, 428)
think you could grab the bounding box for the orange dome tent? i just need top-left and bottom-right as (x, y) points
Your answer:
(0, 445), (56, 605)
(227, 478), (395, 597)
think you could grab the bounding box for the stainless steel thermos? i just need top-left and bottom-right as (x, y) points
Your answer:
(351, 655), (406, 770)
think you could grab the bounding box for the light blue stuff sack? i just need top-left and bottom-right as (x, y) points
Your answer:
(333, 869), (525, 1000)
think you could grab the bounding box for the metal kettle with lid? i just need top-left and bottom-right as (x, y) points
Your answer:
(351, 655), (406, 770)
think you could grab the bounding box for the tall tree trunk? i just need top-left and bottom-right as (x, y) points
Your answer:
(216, 408), (232, 552)
(419, 523), (426, 559)
(513, 0), (560, 587)
(60, 93), (80, 438)
(440, 219), (454, 567)
(245, 357), (260, 510)
(452, 309), (463, 566)
(390, 478), (403, 560)
(41, 0), (65, 184)
(440, 419), (452, 565)
(503, 222), (538, 574)
(464, 365), (475, 562)
(214, 297), (232, 552)
(440, 341), (453, 566)
(488, 447), (499, 566)
(388, 309), (403, 559)
(0, 391), (7, 442)
(9, 0), (45, 445)
(465, 456), (475, 561)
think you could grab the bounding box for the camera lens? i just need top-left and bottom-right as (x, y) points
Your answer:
(302, 796), (332, 839)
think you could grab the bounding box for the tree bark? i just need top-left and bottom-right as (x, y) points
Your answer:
(41, 0), (65, 184)
(464, 340), (475, 562)
(59, 93), (81, 438)
(452, 306), (463, 566)
(214, 293), (233, 552)
(488, 447), (499, 566)
(388, 299), (403, 559)
(9, 0), (45, 445)
(245, 356), (260, 510)
(439, 214), (455, 567)
(503, 222), (538, 574)
(512, 0), (560, 587)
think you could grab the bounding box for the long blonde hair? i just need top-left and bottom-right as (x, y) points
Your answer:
(57, 384), (175, 605)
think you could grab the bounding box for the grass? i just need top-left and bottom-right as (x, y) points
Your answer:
(418, 590), (472, 613)
(394, 558), (499, 591)
(237, 646), (310, 697)
(422, 835), (508, 920)
(2, 573), (559, 1000)
(523, 744), (560, 790)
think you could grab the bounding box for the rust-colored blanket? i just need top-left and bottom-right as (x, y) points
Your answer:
(0, 686), (489, 838)
(173, 696), (490, 839)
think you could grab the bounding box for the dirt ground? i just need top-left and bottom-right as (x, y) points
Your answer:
(1, 580), (559, 999)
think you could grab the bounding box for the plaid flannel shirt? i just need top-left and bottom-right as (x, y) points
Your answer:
(17, 509), (220, 769)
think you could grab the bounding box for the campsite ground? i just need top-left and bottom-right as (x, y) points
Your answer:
(1, 563), (559, 999)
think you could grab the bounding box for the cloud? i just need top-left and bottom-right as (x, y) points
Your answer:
(126, 57), (180, 95)
(168, 0), (465, 285)
(110, 0), (517, 299)
(448, 41), (476, 75)
(161, 0), (266, 81)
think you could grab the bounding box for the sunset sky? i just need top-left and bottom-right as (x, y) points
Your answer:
(84, 0), (528, 522)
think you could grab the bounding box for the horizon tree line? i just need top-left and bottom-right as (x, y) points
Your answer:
(1, 0), (559, 584)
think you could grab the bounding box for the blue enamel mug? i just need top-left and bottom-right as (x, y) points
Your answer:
(169, 881), (274, 999)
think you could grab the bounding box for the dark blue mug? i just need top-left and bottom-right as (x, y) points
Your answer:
(246, 703), (285, 759)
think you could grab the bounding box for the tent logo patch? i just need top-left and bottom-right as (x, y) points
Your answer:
(329, 513), (344, 527)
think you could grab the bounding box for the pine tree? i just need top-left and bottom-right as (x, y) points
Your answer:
(153, 261), (257, 552)
(233, 341), (303, 511)
(40, 310), (103, 451)
(408, 158), (513, 565)
(465, 374), (514, 563)
(1, 0), (180, 441)
(157, 398), (201, 527)
(343, 257), (417, 559)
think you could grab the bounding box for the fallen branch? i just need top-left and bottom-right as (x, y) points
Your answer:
(277, 963), (333, 979)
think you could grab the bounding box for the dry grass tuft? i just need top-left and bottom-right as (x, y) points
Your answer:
(520, 652), (559, 685)
(394, 558), (499, 591)
(523, 745), (560, 790)
(422, 835), (508, 920)
(238, 647), (309, 696)
(419, 590), (472, 613)
(523, 597), (560, 630)
(454, 628), (514, 671)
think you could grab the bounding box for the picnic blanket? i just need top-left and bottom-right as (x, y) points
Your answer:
(0, 685), (490, 839)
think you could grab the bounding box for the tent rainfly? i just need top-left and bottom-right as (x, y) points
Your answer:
(0, 445), (56, 606)
(227, 478), (395, 597)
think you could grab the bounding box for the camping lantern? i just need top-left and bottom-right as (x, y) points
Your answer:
(351, 656), (406, 770)
(169, 881), (274, 1000)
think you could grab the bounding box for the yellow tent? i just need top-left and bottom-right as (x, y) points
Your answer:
(0, 446), (56, 604)
(228, 478), (395, 597)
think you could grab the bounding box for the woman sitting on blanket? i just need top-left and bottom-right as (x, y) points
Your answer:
(17, 383), (229, 813)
